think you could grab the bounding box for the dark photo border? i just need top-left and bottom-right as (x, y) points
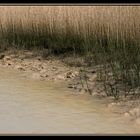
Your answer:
(0, 2), (139, 137)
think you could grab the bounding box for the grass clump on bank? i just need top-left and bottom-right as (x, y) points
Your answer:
(0, 6), (139, 99)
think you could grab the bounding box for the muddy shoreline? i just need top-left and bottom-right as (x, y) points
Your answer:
(0, 50), (140, 126)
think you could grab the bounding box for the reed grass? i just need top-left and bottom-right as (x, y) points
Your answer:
(0, 6), (139, 98)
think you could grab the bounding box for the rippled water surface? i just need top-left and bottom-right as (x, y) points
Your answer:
(0, 68), (140, 134)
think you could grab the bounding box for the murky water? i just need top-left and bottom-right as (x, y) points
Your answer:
(0, 68), (140, 134)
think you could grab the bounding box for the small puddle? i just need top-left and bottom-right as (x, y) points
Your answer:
(0, 68), (140, 134)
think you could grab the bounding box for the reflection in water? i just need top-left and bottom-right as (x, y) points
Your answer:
(0, 68), (140, 134)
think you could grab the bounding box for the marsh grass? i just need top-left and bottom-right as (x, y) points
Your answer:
(0, 6), (139, 98)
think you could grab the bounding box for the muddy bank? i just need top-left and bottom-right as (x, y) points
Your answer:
(0, 50), (98, 96)
(0, 51), (79, 81)
(106, 97), (140, 126)
(1, 50), (140, 126)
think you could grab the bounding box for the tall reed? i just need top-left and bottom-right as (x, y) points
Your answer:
(0, 6), (139, 98)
